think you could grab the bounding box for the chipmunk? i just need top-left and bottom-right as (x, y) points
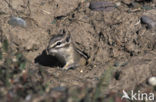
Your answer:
(46, 31), (88, 70)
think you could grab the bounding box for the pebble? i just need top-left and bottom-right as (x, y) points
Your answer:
(25, 94), (32, 101)
(141, 9), (156, 29)
(89, 1), (115, 11)
(141, 15), (156, 29)
(8, 16), (27, 28)
(12, 56), (17, 62)
(52, 86), (66, 92)
(121, 0), (131, 4)
(22, 70), (27, 74)
(114, 62), (120, 67)
(115, 2), (121, 7)
(80, 69), (83, 73)
(148, 76), (156, 86)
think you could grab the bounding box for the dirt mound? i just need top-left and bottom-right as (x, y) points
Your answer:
(0, 0), (156, 101)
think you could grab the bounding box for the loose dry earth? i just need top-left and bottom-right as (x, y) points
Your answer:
(0, 0), (156, 102)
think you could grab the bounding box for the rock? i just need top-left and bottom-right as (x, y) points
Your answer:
(25, 94), (32, 101)
(141, 15), (156, 29)
(115, 2), (121, 7)
(148, 76), (156, 86)
(89, 1), (115, 11)
(52, 86), (66, 91)
(121, 0), (131, 4)
(135, 0), (153, 2)
(8, 16), (27, 28)
(141, 9), (156, 29)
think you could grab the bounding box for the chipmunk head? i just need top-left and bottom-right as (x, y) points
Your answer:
(46, 30), (71, 56)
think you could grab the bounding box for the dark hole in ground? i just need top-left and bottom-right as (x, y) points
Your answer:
(34, 50), (65, 67)
(114, 71), (121, 80)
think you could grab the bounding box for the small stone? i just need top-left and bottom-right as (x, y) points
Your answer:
(89, 1), (115, 11)
(8, 16), (27, 28)
(115, 2), (121, 7)
(80, 69), (83, 73)
(25, 94), (32, 101)
(141, 9), (156, 29)
(114, 62), (120, 67)
(148, 76), (156, 86)
(12, 57), (17, 62)
(22, 70), (26, 74)
(52, 86), (66, 92)
(141, 15), (156, 29)
(121, 0), (131, 4)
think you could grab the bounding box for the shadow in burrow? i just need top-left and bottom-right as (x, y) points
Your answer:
(34, 50), (65, 68)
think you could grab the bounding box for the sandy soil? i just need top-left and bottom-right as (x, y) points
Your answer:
(0, 0), (156, 101)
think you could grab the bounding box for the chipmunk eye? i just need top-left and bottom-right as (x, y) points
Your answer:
(56, 42), (61, 45)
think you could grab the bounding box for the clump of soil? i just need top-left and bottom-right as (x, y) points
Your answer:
(0, 0), (156, 101)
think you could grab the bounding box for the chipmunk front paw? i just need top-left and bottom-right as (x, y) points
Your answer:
(62, 63), (78, 70)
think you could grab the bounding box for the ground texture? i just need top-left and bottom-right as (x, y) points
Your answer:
(0, 0), (156, 102)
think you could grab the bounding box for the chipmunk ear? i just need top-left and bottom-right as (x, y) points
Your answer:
(66, 33), (71, 43)
(59, 29), (71, 42)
